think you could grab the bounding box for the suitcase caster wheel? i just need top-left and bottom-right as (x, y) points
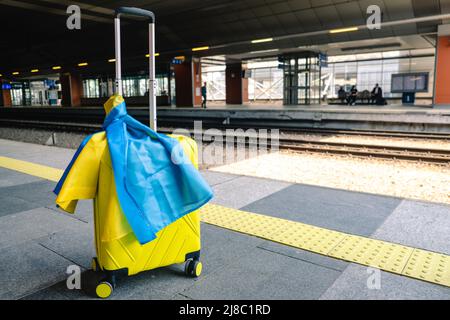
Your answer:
(185, 260), (202, 278)
(96, 281), (113, 299)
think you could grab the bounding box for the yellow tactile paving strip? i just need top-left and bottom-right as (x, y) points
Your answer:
(1, 155), (449, 288)
(0, 156), (63, 182)
(200, 204), (450, 287)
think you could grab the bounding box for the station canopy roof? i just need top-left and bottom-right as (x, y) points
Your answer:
(1, 0), (449, 73)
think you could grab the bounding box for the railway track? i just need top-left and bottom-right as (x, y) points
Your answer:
(1, 119), (449, 165)
(277, 138), (450, 164)
(276, 128), (450, 141)
(1, 107), (449, 140)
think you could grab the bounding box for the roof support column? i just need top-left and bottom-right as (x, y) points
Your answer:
(225, 62), (248, 105)
(434, 25), (450, 106)
(173, 57), (202, 107)
(60, 72), (83, 107)
(0, 80), (12, 107)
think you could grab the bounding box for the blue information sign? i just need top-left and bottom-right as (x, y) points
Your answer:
(319, 53), (328, 67)
(172, 58), (183, 65)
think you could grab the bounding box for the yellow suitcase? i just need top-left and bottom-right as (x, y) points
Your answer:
(90, 133), (203, 299)
(55, 129), (203, 298)
(55, 7), (206, 299)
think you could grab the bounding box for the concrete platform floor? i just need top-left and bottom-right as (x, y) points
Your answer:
(0, 139), (449, 300)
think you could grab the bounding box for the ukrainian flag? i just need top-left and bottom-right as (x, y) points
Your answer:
(54, 95), (213, 244)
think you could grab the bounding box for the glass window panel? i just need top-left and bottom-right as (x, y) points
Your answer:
(82, 79), (100, 98)
(201, 70), (225, 100)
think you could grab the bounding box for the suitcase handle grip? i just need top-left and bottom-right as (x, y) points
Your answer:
(115, 7), (155, 23)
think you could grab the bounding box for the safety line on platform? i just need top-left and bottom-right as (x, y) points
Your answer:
(0, 155), (449, 288)
(0, 156), (62, 182)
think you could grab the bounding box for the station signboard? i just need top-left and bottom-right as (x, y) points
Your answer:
(319, 53), (328, 67)
(391, 73), (429, 93)
(172, 56), (185, 65)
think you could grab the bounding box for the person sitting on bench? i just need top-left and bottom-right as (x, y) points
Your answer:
(347, 86), (358, 106)
(371, 84), (383, 105)
(337, 86), (347, 105)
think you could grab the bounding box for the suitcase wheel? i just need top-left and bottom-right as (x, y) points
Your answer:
(185, 260), (202, 278)
(95, 281), (113, 299)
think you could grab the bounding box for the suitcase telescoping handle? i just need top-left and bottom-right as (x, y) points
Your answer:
(114, 7), (157, 131)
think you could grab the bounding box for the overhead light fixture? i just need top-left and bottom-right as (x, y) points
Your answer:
(251, 38), (273, 44)
(192, 46), (210, 52)
(145, 53), (160, 58)
(329, 27), (359, 34)
(250, 49), (279, 54)
(0, 74), (2, 77)
(31, 69), (39, 73)
(52, 66), (62, 70)
(12, 72), (19, 75)
(298, 45), (314, 49)
(108, 58), (116, 63)
(174, 55), (185, 60)
(78, 62), (88, 67)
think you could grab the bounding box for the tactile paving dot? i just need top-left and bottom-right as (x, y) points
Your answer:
(328, 235), (414, 273)
(403, 249), (450, 287)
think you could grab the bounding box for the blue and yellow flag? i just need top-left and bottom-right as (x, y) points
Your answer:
(54, 95), (213, 244)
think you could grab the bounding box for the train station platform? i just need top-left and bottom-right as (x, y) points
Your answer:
(2, 103), (450, 135)
(0, 138), (449, 300)
(159, 104), (450, 134)
(185, 102), (447, 111)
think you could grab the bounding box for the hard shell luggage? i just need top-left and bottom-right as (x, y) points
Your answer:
(93, 7), (206, 298)
(92, 132), (203, 299)
(55, 7), (210, 299)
